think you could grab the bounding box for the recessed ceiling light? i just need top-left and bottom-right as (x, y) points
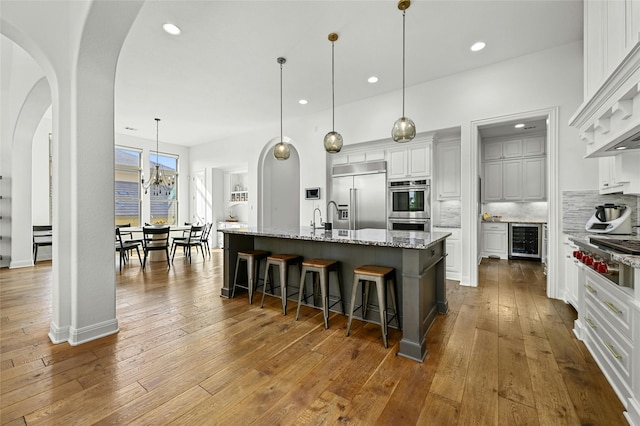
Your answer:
(162, 23), (181, 36)
(470, 41), (486, 52)
(615, 145), (627, 150)
(298, 99), (308, 105)
(514, 123), (525, 129)
(367, 76), (379, 84)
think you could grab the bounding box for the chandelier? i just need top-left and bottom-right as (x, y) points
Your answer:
(141, 118), (175, 195)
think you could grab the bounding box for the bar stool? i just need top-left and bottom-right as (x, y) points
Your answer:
(231, 249), (271, 304)
(260, 254), (303, 315)
(345, 265), (400, 348)
(295, 259), (345, 329)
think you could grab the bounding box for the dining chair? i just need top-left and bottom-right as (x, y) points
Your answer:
(115, 227), (142, 271)
(170, 224), (205, 263)
(33, 225), (53, 263)
(142, 226), (171, 270)
(200, 223), (213, 257)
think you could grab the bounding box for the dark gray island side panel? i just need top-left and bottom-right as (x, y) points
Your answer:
(220, 227), (449, 362)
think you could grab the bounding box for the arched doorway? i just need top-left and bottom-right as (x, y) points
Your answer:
(258, 138), (301, 228)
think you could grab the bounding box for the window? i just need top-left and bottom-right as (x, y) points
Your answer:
(149, 153), (178, 225)
(115, 147), (142, 226)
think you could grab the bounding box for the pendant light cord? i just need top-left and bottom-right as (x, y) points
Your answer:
(402, 9), (406, 118)
(280, 62), (283, 142)
(155, 118), (160, 168)
(331, 41), (335, 132)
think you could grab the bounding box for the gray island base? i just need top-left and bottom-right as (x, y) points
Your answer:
(220, 226), (450, 362)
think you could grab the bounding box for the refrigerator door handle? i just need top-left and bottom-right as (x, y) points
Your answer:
(349, 188), (354, 230)
(352, 188), (358, 230)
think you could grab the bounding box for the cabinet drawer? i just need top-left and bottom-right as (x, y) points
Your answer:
(481, 222), (507, 232)
(584, 269), (632, 339)
(584, 299), (633, 387)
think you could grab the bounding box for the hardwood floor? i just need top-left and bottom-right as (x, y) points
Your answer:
(1, 252), (627, 425)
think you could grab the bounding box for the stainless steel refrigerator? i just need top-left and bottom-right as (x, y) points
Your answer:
(330, 161), (387, 230)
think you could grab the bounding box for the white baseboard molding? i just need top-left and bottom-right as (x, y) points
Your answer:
(10, 259), (34, 269)
(48, 322), (70, 344)
(68, 318), (119, 346)
(625, 397), (640, 426)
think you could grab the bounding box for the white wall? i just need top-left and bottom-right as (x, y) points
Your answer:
(32, 112), (51, 225)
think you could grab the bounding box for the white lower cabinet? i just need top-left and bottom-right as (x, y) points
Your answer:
(578, 267), (636, 417)
(481, 222), (508, 259)
(434, 227), (461, 280)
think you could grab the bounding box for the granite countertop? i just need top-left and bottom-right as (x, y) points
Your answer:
(566, 232), (640, 269)
(482, 218), (547, 224)
(219, 226), (451, 250)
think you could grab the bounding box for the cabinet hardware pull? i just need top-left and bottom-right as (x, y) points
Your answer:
(585, 284), (597, 294)
(605, 342), (622, 359)
(605, 301), (621, 314)
(585, 318), (596, 328)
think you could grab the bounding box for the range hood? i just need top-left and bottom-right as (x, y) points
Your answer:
(569, 42), (640, 158)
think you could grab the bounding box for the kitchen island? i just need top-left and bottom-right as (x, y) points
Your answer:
(220, 226), (450, 362)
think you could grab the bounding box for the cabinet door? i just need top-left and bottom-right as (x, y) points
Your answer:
(483, 230), (507, 257)
(502, 160), (522, 200)
(436, 142), (460, 199)
(502, 139), (523, 158)
(522, 157), (545, 200)
(523, 136), (545, 157)
(483, 162), (503, 201)
(408, 145), (430, 177)
(388, 148), (407, 179)
(483, 141), (502, 161)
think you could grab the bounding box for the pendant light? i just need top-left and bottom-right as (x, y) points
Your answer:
(391, 0), (416, 143)
(273, 57), (290, 160)
(324, 33), (343, 153)
(141, 118), (175, 196)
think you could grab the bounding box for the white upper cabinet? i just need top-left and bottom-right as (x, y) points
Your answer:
(387, 143), (431, 179)
(569, 0), (640, 156)
(436, 141), (461, 200)
(481, 134), (546, 202)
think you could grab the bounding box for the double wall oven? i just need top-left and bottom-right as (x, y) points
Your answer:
(387, 179), (431, 231)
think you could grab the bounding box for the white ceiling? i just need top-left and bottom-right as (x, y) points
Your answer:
(115, 0), (583, 147)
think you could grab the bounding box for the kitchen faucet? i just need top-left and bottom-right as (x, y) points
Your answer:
(312, 207), (323, 229)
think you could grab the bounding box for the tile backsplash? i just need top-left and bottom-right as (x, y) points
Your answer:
(436, 200), (461, 227)
(562, 190), (639, 234)
(482, 202), (548, 221)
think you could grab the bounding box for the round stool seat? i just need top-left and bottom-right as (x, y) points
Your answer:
(268, 253), (302, 262)
(353, 265), (394, 277)
(238, 249), (270, 258)
(303, 258), (338, 268)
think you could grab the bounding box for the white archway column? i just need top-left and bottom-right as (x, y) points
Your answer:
(1, 0), (143, 344)
(63, 1), (144, 345)
(10, 77), (51, 268)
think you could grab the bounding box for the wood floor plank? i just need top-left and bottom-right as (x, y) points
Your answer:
(457, 328), (499, 425)
(0, 254), (629, 425)
(523, 334), (582, 425)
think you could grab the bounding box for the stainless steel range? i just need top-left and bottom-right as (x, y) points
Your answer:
(571, 237), (636, 289)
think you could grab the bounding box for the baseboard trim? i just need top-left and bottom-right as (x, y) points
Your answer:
(48, 322), (70, 344)
(10, 259), (34, 269)
(625, 397), (640, 426)
(68, 319), (119, 346)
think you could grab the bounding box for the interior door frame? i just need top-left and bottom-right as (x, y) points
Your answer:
(468, 107), (560, 299)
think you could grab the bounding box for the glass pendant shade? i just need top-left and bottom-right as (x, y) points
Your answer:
(324, 131), (343, 153)
(392, 116), (416, 143)
(273, 140), (290, 160)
